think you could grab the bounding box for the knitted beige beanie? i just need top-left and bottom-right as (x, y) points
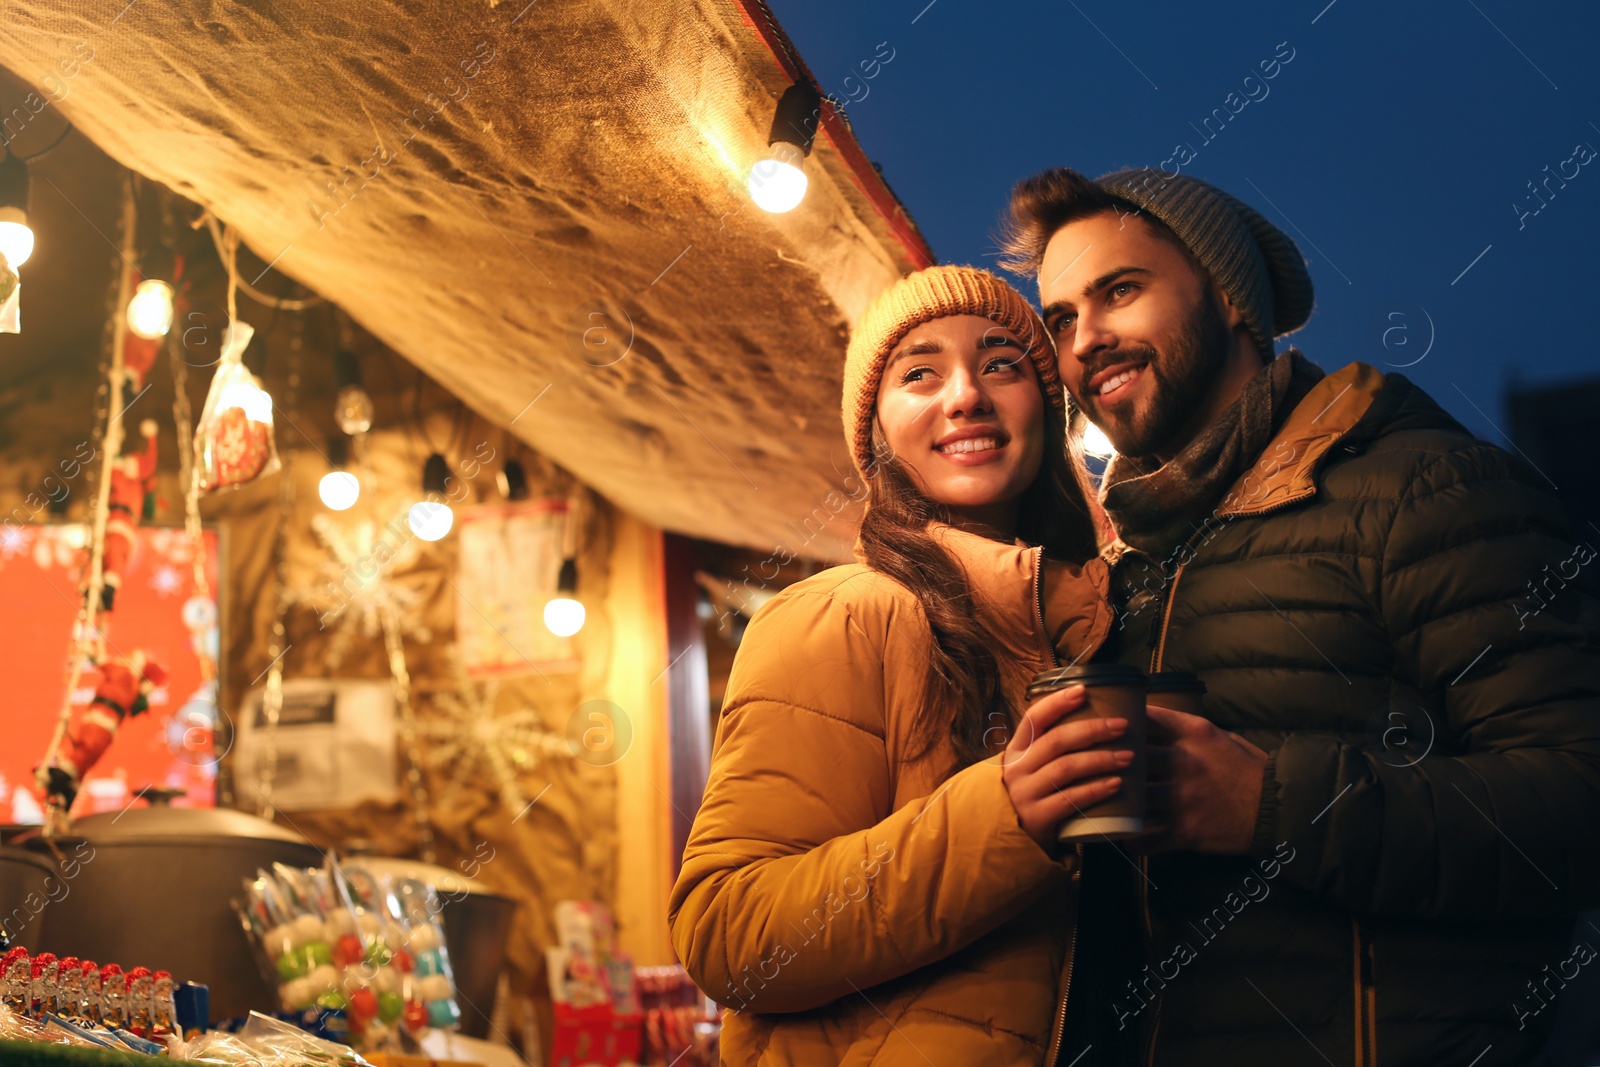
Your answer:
(842, 265), (1063, 477)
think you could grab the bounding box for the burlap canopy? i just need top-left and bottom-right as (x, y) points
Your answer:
(0, 0), (930, 561)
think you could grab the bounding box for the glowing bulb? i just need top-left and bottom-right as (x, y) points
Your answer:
(0, 214), (34, 268)
(318, 471), (360, 511)
(335, 385), (374, 436)
(544, 596), (586, 637)
(748, 142), (807, 213)
(1081, 421), (1117, 459)
(216, 376), (275, 424)
(408, 500), (453, 541)
(127, 279), (175, 339)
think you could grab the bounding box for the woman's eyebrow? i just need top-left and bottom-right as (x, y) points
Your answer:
(884, 338), (942, 372)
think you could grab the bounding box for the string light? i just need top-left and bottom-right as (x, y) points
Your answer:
(332, 349), (374, 436)
(317, 436), (360, 511)
(543, 557), (585, 637)
(407, 452), (454, 541)
(749, 83), (822, 214)
(0, 150), (34, 268)
(127, 243), (176, 340)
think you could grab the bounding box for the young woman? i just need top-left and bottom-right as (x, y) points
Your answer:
(669, 266), (1129, 1066)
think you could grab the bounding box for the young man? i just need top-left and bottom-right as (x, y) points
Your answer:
(1001, 167), (1600, 1066)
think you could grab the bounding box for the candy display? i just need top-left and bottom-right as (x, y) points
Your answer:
(545, 901), (652, 1067)
(635, 965), (719, 1067)
(233, 857), (461, 1052)
(0, 945), (193, 1055)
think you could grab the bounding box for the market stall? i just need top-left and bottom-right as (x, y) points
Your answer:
(0, 1), (927, 1064)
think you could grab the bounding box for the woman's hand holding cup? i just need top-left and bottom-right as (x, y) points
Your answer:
(1002, 684), (1134, 850)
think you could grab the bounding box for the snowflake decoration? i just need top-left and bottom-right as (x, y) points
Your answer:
(0, 524), (31, 559)
(149, 564), (183, 597)
(285, 514), (433, 667)
(414, 663), (573, 816)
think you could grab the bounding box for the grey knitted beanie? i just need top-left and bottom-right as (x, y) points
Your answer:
(1095, 168), (1315, 355)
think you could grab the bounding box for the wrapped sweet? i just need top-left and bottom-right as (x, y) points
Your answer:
(151, 970), (177, 1037)
(78, 961), (101, 1025)
(30, 952), (59, 1017)
(1, 948), (30, 1014)
(98, 964), (126, 1028)
(125, 965), (153, 1034)
(55, 957), (82, 1023)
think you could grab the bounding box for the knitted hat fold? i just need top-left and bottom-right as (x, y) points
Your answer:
(1094, 168), (1314, 355)
(842, 266), (1063, 477)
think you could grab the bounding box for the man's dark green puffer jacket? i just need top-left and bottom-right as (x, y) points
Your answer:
(1102, 359), (1600, 1067)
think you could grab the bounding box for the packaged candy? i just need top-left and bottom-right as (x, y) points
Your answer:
(30, 952), (59, 1017)
(78, 960), (101, 1026)
(98, 963), (126, 1029)
(1, 948), (29, 1014)
(235, 855), (458, 1052)
(125, 965), (153, 1035)
(194, 321), (280, 492)
(55, 957), (82, 1024)
(151, 970), (177, 1037)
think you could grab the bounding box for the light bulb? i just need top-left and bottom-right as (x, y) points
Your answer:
(748, 142), (808, 213)
(335, 385), (374, 436)
(0, 215), (34, 268)
(216, 376), (275, 424)
(543, 596), (586, 637)
(1081, 421), (1117, 459)
(408, 500), (453, 541)
(127, 279), (175, 339)
(318, 471), (360, 511)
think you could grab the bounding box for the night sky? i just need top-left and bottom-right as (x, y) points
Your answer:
(766, 0), (1600, 445)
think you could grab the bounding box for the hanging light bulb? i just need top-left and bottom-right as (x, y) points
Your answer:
(497, 457), (530, 501)
(127, 243), (176, 340)
(332, 349), (374, 436)
(749, 82), (822, 214)
(318, 437), (360, 511)
(407, 452), (454, 541)
(0, 150), (34, 269)
(1081, 421), (1117, 459)
(543, 557), (585, 636)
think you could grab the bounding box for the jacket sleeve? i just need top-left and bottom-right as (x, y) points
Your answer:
(1255, 440), (1600, 920)
(668, 581), (1071, 1013)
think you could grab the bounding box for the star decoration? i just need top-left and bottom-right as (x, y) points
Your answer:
(414, 660), (573, 816)
(285, 513), (433, 667)
(0, 524), (30, 559)
(149, 564), (183, 597)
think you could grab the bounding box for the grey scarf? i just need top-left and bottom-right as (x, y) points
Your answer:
(1100, 352), (1321, 560)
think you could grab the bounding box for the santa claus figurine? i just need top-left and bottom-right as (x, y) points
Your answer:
(41, 651), (169, 811)
(98, 419), (159, 612)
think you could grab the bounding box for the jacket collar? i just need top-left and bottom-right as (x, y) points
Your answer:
(1216, 361), (1387, 517)
(1098, 361), (1388, 566)
(922, 522), (1112, 677)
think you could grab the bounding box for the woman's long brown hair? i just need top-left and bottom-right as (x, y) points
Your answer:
(858, 394), (1104, 775)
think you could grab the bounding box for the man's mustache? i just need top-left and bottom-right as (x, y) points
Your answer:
(1076, 345), (1160, 398)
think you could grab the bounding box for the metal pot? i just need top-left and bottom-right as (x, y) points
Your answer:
(348, 855), (517, 1040)
(0, 847), (56, 949)
(19, 806), (324, 1019)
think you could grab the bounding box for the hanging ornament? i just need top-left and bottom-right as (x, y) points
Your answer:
(90, 418), (159, 612)
(415, 660), (573, 817)
(39, 651), (168, 814)
(283, 514), (433, 668)
(194, 321), (280, 491)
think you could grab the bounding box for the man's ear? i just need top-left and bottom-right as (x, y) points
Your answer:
(1212, 282), (1246, 331)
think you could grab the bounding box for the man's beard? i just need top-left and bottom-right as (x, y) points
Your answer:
(1083, 294), (1233, 459)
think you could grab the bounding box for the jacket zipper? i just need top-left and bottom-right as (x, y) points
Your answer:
(1036, 545), (1077, 1067)
(1353, 917), (1377, 1067)
(1132, 430), (1357, 1066)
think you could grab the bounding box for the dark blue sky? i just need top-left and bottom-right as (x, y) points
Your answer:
(767, 0), (1600, 444)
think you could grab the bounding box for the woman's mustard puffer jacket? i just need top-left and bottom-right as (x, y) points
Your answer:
(670, 522), (1115, 1066)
